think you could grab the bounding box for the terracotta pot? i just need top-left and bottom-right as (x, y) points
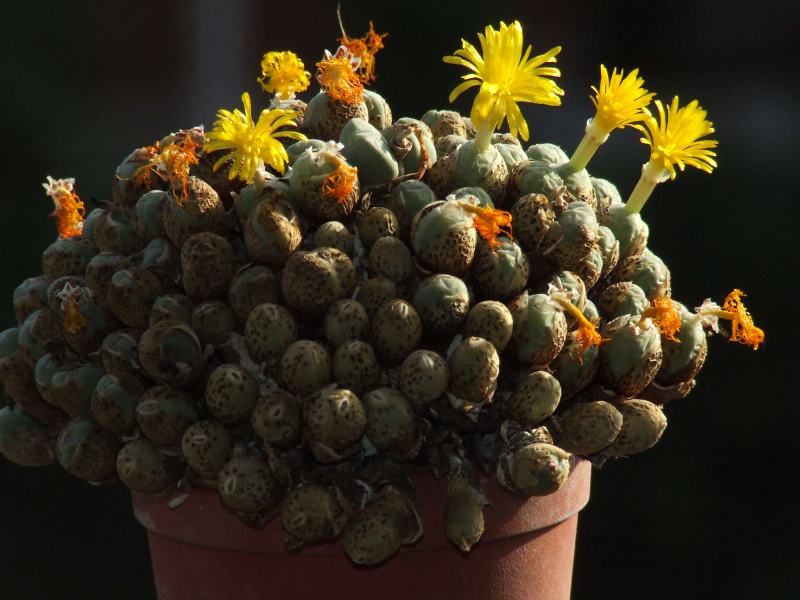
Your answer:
(133, 460), (591, 600)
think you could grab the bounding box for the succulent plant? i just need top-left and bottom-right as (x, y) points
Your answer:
(303, 388), (366, 463)
(332, 340), (382, 395)
(181, 419), (232, 476)
(443, 471), (486, 552)
(342, 485), (420, 565)
(558, 400), (623, 455)
(413, 274), (471, 336)
(0, 15), (762, 568)
(117, 439), (180, 494)
(506, 370), (562, 427)
(251, 392), (301, 449)
(205, 364), (259, 425)
(217, 455), (284, 513)
(282, 484), (349, 545)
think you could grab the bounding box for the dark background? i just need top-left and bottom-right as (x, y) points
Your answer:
(1, 1), (798, 598)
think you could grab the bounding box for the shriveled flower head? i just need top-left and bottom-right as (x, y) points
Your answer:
(722, 289), (764, 349)
(641, 296), (682, 342)
(444, 20), (563, 141)
(458, 202), (513, 250)
(57, 282), (91, 334)
(339, 21), (387, 83)
(321, 154), (358, 204)
(695, 289), (764, 350)
(590, 65), (654, 133)
(129, 128), (204, 204)
(316, 46), (364, 104)
(42, 176), (85, 238)
(258, 51), (311, 100)
(156, 134), (201, 202)
(547, 284), (603, 353)
(636, 96), (718, 180)
(203, 92), (306, 183)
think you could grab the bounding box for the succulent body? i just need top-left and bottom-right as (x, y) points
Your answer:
(448, 336), (500, 408)
(181, 419), (232, 475)
(303, 388), (366, 462)
(599, 315), (663, 397)
(342, 486), (419, 565)
(251, 391), (301, 448)
(218, 455), (283, 513)
(508, 293), (568, 366)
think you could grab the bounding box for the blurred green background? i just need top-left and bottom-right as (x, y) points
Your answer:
(1, 1), (798, 598)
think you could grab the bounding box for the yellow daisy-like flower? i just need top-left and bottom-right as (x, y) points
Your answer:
(626, 96), (718, 214)
(444, 20), (563, 150)
(203, 92), (306, 183)
(592, 65), (654, 133)
(566, 65), (654, 173)
(637, 96), (718, 179)
(257, 51), (311, 100)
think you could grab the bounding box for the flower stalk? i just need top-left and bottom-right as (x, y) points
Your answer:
(565, 66), (654, 175)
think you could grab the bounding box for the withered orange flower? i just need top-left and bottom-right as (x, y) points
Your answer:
(641, 296), (682, 342)
(722, 289), (764, 349)
(695, 289), (764, 350)
(322, 159), (358, 204)
(57, 282), (89, 334)
(316, 47), (364, 104)
(547, 284), (603, 353)
(42, 176), (85, 238)
(132, 133), (201, 204)
(63, 299), (88, 334)
(339, 21), (387, 83)
(458, 202), (513, 249)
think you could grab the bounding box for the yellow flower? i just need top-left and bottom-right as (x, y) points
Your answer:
(625, 96), (718, 213)
(457, 202), (513, 250)
(42, 176), (85, 238)
(566, 65), (653, 173)
(257, 51), (310, 100)
(444, 20), (563, 148)
(203, 92), (306, 183)
(636, 96), (718, 180)
(591, 65), (654, 133)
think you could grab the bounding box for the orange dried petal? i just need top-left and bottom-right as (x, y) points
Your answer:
(722, 289), (764, 350)
(339, 21), (387, 83)
(321, 162), (358, 204)
(641, 296), (682, 342)
(458, 203), (513, 249)
(63, 299), (88, 334)
(316, 55), (364, 104)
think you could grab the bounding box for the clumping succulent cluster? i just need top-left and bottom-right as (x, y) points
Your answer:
(0, 17), (763, 565)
